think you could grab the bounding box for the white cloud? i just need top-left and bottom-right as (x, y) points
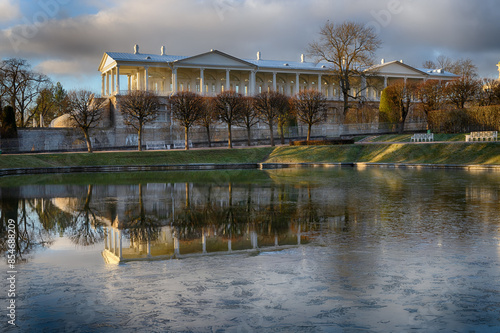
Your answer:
(35, 59), (83, 77)
(1, 0), (499, 88)
(0, 0), (21, 22)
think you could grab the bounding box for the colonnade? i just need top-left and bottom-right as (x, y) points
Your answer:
(101, 65), (434, 102)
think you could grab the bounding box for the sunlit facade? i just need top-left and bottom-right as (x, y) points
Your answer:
(98, 45), (459, 101)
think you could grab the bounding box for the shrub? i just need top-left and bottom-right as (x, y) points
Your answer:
(1, 105), (17, 138)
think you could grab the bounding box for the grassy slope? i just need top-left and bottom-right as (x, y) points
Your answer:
(1, 142), (499, 172)
(0, 147), (274, 169)
(265, 143), (500, 165)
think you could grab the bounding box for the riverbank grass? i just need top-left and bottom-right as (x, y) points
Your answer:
(1, 142), (500, 170)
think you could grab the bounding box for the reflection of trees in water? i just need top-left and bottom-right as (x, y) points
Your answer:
(0, 190), (59, 260)
(66, 185), (105, 247)
(122, 184), (162, 243)
(174, 183), (251, 240)
(172, 183), (325, 239)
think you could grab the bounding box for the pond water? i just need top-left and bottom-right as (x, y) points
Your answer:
(1, 168), (500, 332)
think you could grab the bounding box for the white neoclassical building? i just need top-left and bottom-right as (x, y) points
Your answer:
(98, 45), (459, 101)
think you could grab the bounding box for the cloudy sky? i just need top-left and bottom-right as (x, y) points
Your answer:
(1, 0), (499, 92)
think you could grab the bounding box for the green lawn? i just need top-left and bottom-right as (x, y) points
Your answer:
(0, 147), (274, 169)
(1, 142), (499, 176)
(265, 143), (500, 165)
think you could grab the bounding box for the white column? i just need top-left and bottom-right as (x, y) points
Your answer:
(127, 75), (131, 92)
(226, 69), (230, 91)
(114, 229), (118, 256)
(104, 227), (108, 250)
(116, 65), (120, 94)
(174, 235), (180, 255)
(318, 74), (322, 92)
(144, 66), (149, 91)
(250, 71), (256, 95)
(101, 74), (105, 96)
(136, 70), (142, 90)
(384, 76), (388, 88)
(295, 73), (300, 94)
(200, 68), (205, 95)
(111, 68), (115, 95)
(106, 71), (110, 96)
(202, 230), (207, 253)
(108, 227), (112, 250)
(272, 72), (277, 91)
(251, 231), (258, 249)
(118, 230), (123, 259)
(297, 224), (301, 245)
(172, 67), (178, 93)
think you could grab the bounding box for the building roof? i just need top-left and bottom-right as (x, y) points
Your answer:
(99, 48), (460, 79)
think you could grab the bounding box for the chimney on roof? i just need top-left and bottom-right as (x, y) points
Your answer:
(161, 46), (166, 56)
(381, 59), (385, 64)
(400, 59), (403, 63)
(134, 44), (139, 54)
(257, 51), (261, 60)
(301, 54), (305, 63)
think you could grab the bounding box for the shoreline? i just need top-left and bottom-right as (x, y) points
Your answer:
(1, 143), (500, 177)
(2, 161), (500, 178)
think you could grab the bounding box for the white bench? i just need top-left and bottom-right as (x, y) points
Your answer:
(146, 141), (168, 150)
(411, 133), (434, 142)
(465, 131), (498, 142)
(173, 140), (193, 149)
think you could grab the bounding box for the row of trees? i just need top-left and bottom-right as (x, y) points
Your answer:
(380, 75), (500, 133)
(119, 89), (328, 152)
(42, 89), (328, 153)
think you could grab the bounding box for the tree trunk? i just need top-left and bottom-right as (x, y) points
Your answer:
(279, 123), (285, 145)
(269, 121), (275, 147)
(83, 129), (93, 153)
(342, 91), (350, 119)
(184, 127), (190, 150)
(138, 126), (142, 151)
(307, 124), (312, 141)
(398, 121), (405, 134)
(227, 123), (232, 149)
(246, 126), (252, 146)
(205, 126), (211, 147)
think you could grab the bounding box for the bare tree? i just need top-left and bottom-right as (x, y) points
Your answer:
(417, 80), (445, 117)
(292, 90), (328, 141)
(0, 58), (49, 127)
(308, 21), (381, 120)
(66, 90), (107, 153)
(445, 77), (481, 109)
(254, 91), (289, 147)
(213, 90), (244, 149)
(479, 78), (500, 106)
(236, 96), (259, 146)
(381, 80), (419, 134)
(118, 90), (161, 151)
(422, 56), (478, 78)
(197, 97), (217, 147)
(170, 91), (204, 150)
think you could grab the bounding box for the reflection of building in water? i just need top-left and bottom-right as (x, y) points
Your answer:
(102, 223), (309, 265)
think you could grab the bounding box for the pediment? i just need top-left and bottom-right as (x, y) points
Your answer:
(98, 53), (116, 72)
(175, 50), (256, 69)
(371, 61), (427, 76)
